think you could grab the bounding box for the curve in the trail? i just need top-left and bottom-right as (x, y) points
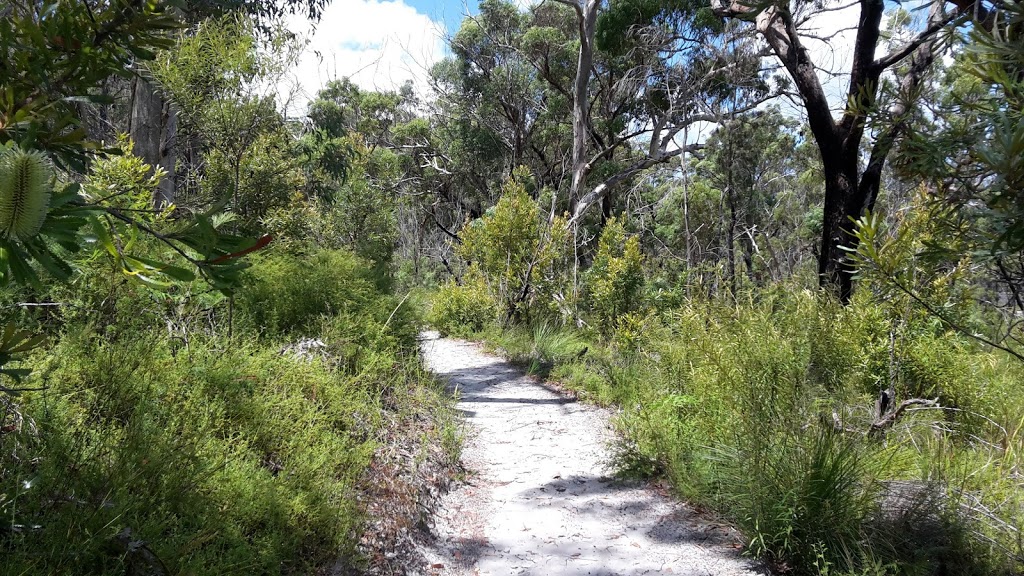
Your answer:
(418, 331), (761, 576)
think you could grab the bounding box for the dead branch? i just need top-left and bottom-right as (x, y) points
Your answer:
(870, 398), (940, 436)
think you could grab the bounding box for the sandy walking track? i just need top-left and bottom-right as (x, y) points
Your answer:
(418, 332), (760, 576)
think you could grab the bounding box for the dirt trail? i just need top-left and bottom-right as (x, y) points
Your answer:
(417, 331), (760, 576)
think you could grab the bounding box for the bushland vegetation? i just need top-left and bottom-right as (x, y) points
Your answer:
(3, 0), (1023, 574)
(0, 4), (455, 574)
(425, 0), (1024, 574)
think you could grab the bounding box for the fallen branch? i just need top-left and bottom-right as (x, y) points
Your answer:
(869, 398), (940, 436)
(823, 397), (942, 437)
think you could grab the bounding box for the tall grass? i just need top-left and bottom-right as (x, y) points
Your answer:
(475, 322), (587, 377)
(445, 285), (1024, 575)
(715, 428), (884, 572)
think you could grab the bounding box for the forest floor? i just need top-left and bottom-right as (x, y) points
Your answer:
(415, 331), (762, 576)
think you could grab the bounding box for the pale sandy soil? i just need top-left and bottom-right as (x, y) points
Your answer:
(415, 331), (762, 576)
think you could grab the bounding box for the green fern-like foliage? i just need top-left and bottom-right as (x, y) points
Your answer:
(0, 148), (52, 241)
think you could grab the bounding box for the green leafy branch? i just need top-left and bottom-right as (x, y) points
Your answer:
(1, 1), (181, 171)
(846, 211), (1024, 364)
(0, 323), (46, 395)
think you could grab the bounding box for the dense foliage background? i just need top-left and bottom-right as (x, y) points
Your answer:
(1, 0), (1023, 574)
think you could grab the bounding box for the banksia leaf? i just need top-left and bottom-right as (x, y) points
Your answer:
(0, 149), (53, 241)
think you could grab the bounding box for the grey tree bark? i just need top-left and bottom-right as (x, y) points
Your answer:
(552, 0), (601, 214)
(129, 75), (177, 210)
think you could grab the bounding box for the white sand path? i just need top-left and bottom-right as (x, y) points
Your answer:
(417, 331), (762, 576)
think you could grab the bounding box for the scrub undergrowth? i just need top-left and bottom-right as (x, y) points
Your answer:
(0, 248), (458, 575)
(439, 287), (1024, 576)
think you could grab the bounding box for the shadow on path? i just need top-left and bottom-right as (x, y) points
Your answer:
(418, 332), (760, 576)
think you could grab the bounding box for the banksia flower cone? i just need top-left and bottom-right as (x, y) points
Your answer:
(0, 149), (52, 241)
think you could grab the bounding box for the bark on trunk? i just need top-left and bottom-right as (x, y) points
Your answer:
(563, 0), (599, 213)
(601, 193), (612, 224)
(819, 162), (860, 303)
(130, 75), (176, 210)
(741, 232), (756, 283)
(711, 0), (957, 303)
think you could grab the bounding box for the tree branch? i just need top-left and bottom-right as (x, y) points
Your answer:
(570, 143), (702, 224)
(883, 273), (1024, 364)
(430, 206), (462, 244)
(872, 10), (959, 72)
(103, 208), (201, 266)
(869, 398), (940, 435)
(844, 0), (886, 125)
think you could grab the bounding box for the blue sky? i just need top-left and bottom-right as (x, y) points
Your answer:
(282, 0), (899, 121)
(403, 0), (479, 36)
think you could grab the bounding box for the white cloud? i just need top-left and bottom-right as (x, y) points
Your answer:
(281, 0), (447, 116)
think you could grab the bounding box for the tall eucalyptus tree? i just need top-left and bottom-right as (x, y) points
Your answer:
(713, 0), (979, 301)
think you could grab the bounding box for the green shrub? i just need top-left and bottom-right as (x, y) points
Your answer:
(428, 271), (496, 336)
(471, 322), (587, 377)
(1, 331), (375, 574)
(716, 428), (883, 574)
(235, 248), (416, 348)
(585, 218), (644, 332)
(611, 311), (658, 353)
(807, 293), (888, 394)
(457, 171), (571, 324)
(475, 286), (1024, 575)
(0, 246), (452, 575)
(525, 322), (580, 360)
(550, 361), (610, 401)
